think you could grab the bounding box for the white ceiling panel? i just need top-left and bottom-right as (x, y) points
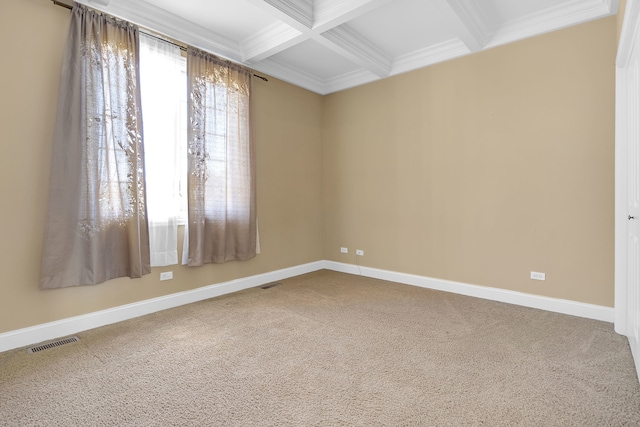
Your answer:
(145, 0), (278, 41)
(76, 0), (618, 94)
(346, 0), (457, 58)
(269, 39), (362, 80)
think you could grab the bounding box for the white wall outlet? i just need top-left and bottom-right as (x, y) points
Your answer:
(160, 271), (173, 281)
(340, 247), (348, 253)
(530, 271), (545, 281)
(356, 249), (364, 256)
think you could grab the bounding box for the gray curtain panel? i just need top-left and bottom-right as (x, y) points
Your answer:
(186, 47), (256, 266)
(40, 4), (150, 289)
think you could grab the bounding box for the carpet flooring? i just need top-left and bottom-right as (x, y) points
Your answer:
(1, 270), (639, 426)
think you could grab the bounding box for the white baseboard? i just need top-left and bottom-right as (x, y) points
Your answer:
(0, 261), (324, 353)
(0, 260), (615, 353)
(633, 337), (640, 382)
(630, 335), (640, 383)
(323, 261), (614, 323)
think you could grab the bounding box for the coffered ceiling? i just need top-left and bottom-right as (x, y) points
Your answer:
(73, 0), (619, 94)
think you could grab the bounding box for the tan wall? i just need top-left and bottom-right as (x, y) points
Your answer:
(0, 0), (323, 333)
(0, 0), (618, 334)
(323, 17), (616, 306)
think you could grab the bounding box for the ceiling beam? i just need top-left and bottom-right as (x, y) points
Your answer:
(431, 0), (487, 52)
(242, 22), (306, 63)
(243, 0), (314, 30)
(320, 26), (391, 78)
(242, 0), (393, 77)
(313, 0), (394, 32)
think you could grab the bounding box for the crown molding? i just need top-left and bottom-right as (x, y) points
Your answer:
(452, 0), (493, 46)
(323, 68), (379, 94)
(322, 39), (469, 94)
(391, 39), (470, 76)
(617, 0), (640, 67)
(70, 0), (618, 95)
(607, 0), (621, 13)
(75, 0), (242, 62)
(432, 0), (488, 52)
(486, 0), (615, 49)
(252, 57), (327, 94)
(242, 22), (305, 63)
(321, 26), (391, 77)
(313, 0), (393, 32)
(264, 0), (314, 28)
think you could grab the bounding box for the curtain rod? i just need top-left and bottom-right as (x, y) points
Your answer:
(51, 0), (268, 82)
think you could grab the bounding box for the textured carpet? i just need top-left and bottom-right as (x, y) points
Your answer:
(1, 270), (639, 426)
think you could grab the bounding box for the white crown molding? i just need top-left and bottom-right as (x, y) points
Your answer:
(263, 0), (314, 29)
(608, 0), (621, 13)
(486, 0), (615, 49)
(242, 22), (305, 63)
(70, 0), (618, 95)
(313, 0), (394, 32)
(317, 0), (617, 94)
(432, 0), (488, 52)
(618, 0), (640, 67)
(308, 39), (469, 94)
(323, 68), (379, 94)
(320, 26), (391, 77)
(252, 57), (327, 94)
(391, 39), (470, 76)
(75, 0), (242, 62)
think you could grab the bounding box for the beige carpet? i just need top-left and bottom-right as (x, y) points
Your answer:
(1, 270), (639, 426)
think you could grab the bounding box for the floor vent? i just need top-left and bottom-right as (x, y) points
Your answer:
(27, 336), (79, 354)
(260, 281), (282, 290)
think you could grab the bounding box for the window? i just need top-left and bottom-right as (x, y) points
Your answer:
(139, 33), (187, 224)
(139, 35), (257, 267)
(43, 6), (256, 289)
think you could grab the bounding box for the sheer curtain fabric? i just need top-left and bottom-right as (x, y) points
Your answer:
(41, 4), (149, 289)
(139, 33), (185, 267)
(185, 48), (256, 266)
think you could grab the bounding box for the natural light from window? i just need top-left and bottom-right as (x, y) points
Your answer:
(139, 33), (188, 224)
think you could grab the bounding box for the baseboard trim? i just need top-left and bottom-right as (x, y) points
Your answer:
(0, 261), (324, 353)
(323, 261), (614, 323)
(630, 335), (640, 383)
(1, 260), (615, 353)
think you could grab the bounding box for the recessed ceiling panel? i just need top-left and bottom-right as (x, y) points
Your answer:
(79, 0), (616, 94)
(144, 0), (280, 42)
(269, 39), (361, 81)
(345, 0), (457, 58)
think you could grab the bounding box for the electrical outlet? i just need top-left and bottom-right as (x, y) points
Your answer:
(356, 249), (364, 256)
(530, 271), (545, 281)
(340, 247), (348, 254)
(160, 271), (173, 281)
